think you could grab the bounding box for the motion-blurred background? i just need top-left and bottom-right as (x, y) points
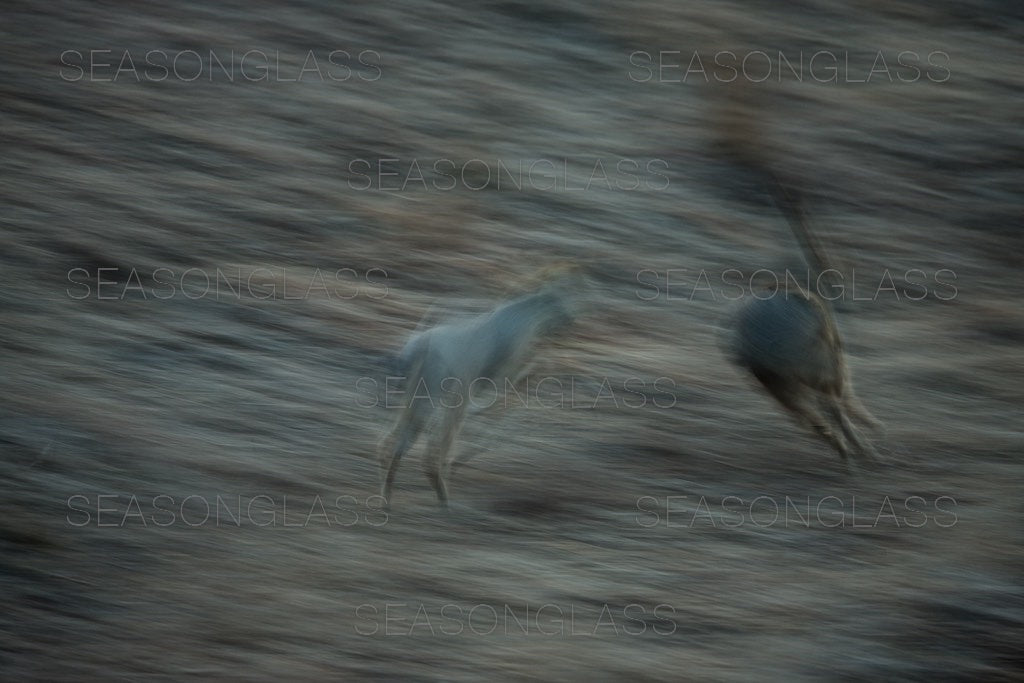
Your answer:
(2, 1), (1022, 679)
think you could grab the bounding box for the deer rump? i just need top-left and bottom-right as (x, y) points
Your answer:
(731, 291), (844, 394)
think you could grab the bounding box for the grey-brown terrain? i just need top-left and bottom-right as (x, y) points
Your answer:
(2, 1), (1022, 680)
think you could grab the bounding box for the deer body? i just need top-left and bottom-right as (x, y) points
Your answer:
(377, 274), (578, 508)
(729, 172), (883, 465)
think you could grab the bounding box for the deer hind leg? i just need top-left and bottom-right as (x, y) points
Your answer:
(795, 394), (851, 465)
(378, 403), (429, 508)
(843, 389), (885, 436)
(424, 402), (467, 509)
(826, 393), (880, 462)
(757, 371), (851, 464)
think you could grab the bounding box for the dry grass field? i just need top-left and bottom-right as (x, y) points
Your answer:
(2, 0), (1022, 679)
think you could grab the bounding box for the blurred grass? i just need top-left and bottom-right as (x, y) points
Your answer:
(1, 0), (1022, 680)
